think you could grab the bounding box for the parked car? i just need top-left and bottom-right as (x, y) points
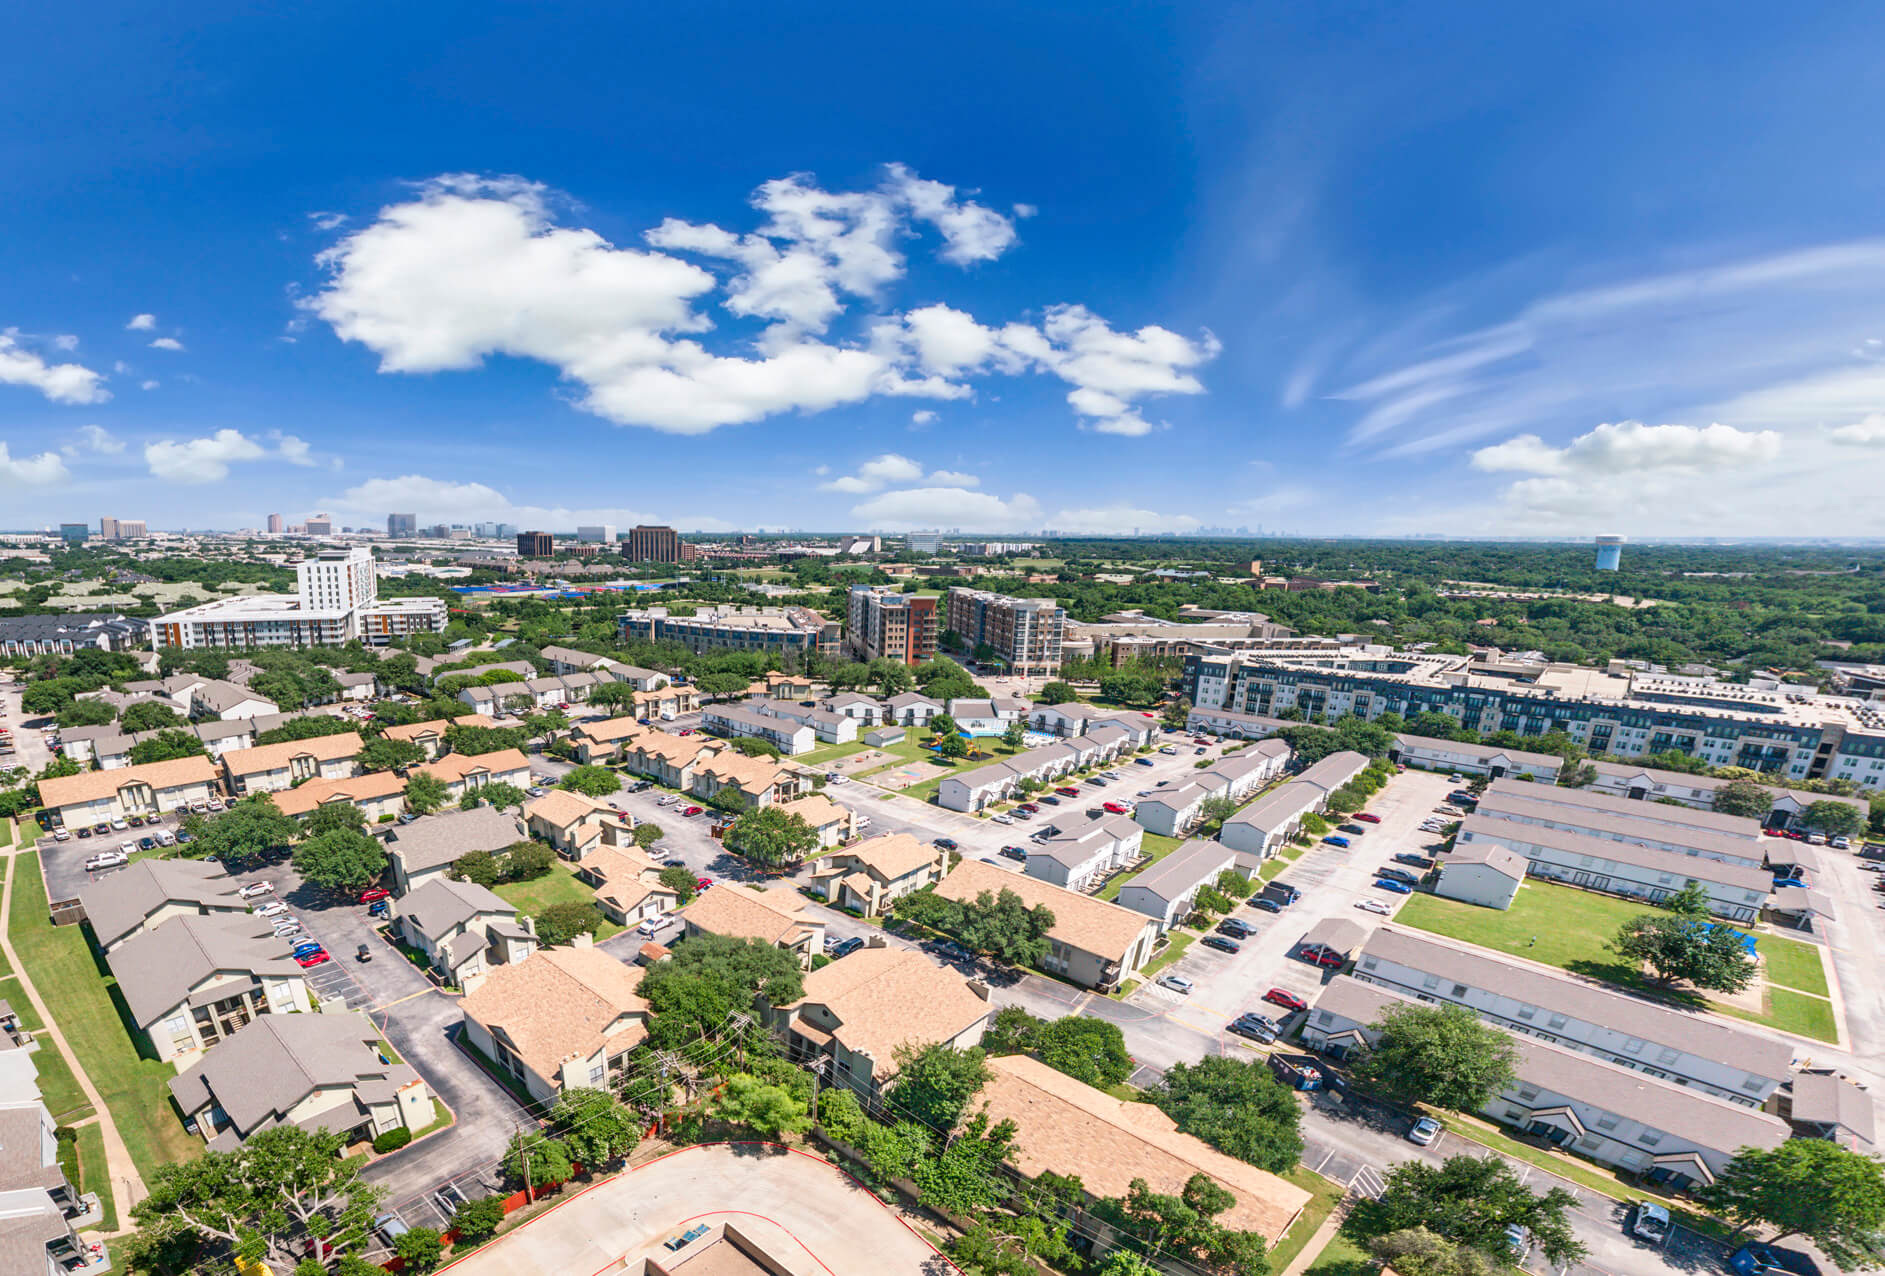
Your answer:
(1216, 918), (1254, 939)
(52, 828), (69, 842)
(1354, 812), (1381, 824)
(1200, 935), (1243, 954)
(1102, 801), (1132, 815)
(1227, 1013), (1277, 1043)
(1374, 878), (1414, 894)
(1038, 795), (1062, 806)
(137, 836), (156, 851)
(1262, 987), (1308, 1012)
(292, 940), (324, 957)
(1393, 852), (1433, 868)
(296, 950), (331, 968)
(1407, 1116), (1442, 1145)
(1378, 867), (1418, 884)
(1339, 823), (1367, 835)
(1248, 898), (1282, 914)
(1630, 1202), (1670, 1244)
(1133, 757), (1156, 767)
(999, 846), (1027, 861)
(1055, 785), (1081, 797)
(1322, 835), (1351, 848)
(1083, 776), (1107, 787)
(84, 850), (129, 872)
(365, 899), (390, 921)
(359, 887), (390, 903)
(74, 827), (92, 839)
(1356, 898), (1394, 916)
(157, 830), (176, 847)
(256, 901), (289, 917)
(682, 805), (704, 817)
(828, 936), (865, 959)
(695, 877), (714, 890)
(933, 837), (957, 851)
(1155, 973), (1194, 995)
(991, 814), (1014, 825)
(238, 882), (274, 899)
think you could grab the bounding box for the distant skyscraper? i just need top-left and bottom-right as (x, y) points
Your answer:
(387, 513), (417, 537)
(58, 523), (88, 544)
(267, 513), (283, 533)
(1595, 535), (1625, 571)
(517, 530), (555, 557)
(304, 516), (333, 536)
(625, 524), (684, 563)
(99, 516), (118, 540)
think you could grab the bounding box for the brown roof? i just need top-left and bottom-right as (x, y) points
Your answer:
(681, 884), (816, 946)
(693, 751), (786, 796)
(270, 770), (406, 817)
(382, 713), (495, 743)
(417, 747), (531, 783)
(221, 732), (364, 778)
(525, 788), (620, 830)
(780, 947), (989, 1083)
(782, 793), (852, 831)
(39, 754), (221, 809)
(632, 731), (714, 767)
(459, 946), (648, 1080)
(837, 832), (937, 882)
(935, 859), (1153, 964)
(575, 716), (646, 745)
(976, 1054), (1311, 1243)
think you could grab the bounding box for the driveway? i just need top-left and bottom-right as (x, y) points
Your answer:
(437, 1142), (951, 1276)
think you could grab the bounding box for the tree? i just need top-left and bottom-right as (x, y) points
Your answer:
(293, 828), (388, 893)
(1361, 1154), (1586, 1269)
(1712, 779), (1774, 819)
(404, 772), (449, 815)
(130, 1126), (384, 1273)
(304, 801), (367, 837)
(695, 671), (751, 699)
(1659, 880), (1713, 918)
(728, 735), (782, 758)
(393, 1227), (444, 1273)
(449, 1196), (507, 1246)
(356, 737), (424, 773)
(558, 765), (620, 797)
(1034, 1016), (1133, 1089)
(1037, 681), (1079, 705)
(443, 724), (528, 756)
(633, 822), (664, 847)
(179, 795), (298, 868)
(955, 888), (1055, 965)
(1353, 1004), (1519, 1114)
(1001, 720), (1027, 750)
(890, 1042), (990, 1130)
(638, 934), (804, 1049)
(937, 733), (969, 760)
(587, 681), (638, 711)
(911, 1111), (1019, 1215)
(1609, 914), (1757, 991)
(658, 865), (698, 903)
(1198, 794), (1239, 830)
(502, 839), (555, 880)
(1099, 671), (1161, 707)
(1094, 1174), (1271, 1274)
(502, 1131), (573, 1190)
(255, 714), (358, 745)
(534, 899), (604, 946)
(1801, 799), (1866, 838)
(1151, 1055), (1304, 1173)
(927, 712), (959, 738)
(550, 1087), (642, 1169)
(121, 701), (186, 732)
(982, 1005), (1046, 1056)
(523, 709), (569, 742)
(452, 849), (502, 887)
(710, 1072), (812, 1139)
(128, 729), (208, 766)
(1369, 1227), (1502, 1276)
(463, 781), (527, 811)
(727, 805), (817, 867)
(1161, 697), (1192, 730)
(1696, 1139), (1885, 1264)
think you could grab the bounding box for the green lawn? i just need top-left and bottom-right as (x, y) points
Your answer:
(0, 977), (93, 1123)
(796, 740), (874, 766)
(1302, 1228), (1374, 1276)
(1097, 833), (1184, 901)
(1135, 931), (1194, 981)
(1758, 934), (1830, 996)
(1395, 879), (1838, 1040)
(8, 851), (201, 1176)
(0, 818), (12, 848)
(1267, 1166), (1347, 1274)
(75, 1123), (117, 1231)
(493, 863), (624, 940)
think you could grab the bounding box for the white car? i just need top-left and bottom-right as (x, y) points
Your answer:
(992, 814), (1014, 825)
(1355, 899), (1393, 916)
(273, 920), (301, 938)
(118, 841), (138, 857)
(110, 818), (128, 831)
(238, 882), (275, 899)
(255, 901), (289, 918)
(156, 830), (176, 847)
(855, 816), (872, 827)
(827, 774), (847, 784)
(52, 828), (69, 842)
(1156, 974), (1195, 995)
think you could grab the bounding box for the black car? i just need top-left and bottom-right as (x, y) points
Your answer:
(828, 936), (865, 959)
(1247, 897), (1282, 913)
(138, 836), (156, 851)
(1200, 935), (1243, 954)
(1217, 918), (1255, 938)
(1227, 1013), (1278, 1043)
(92, 823), (109, 836)
(664, 857), (688, 868)
(75, 826), (93, 839)
(933, 837), (958, 851)
(1393, 852), (1433, 868)
(999, 846), (1028, 861)
(1378, 867), (1419, 884)
(1039, 795), (1062, 805)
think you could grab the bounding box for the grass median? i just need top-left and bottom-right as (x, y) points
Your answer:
(8, 850), (199, 1178)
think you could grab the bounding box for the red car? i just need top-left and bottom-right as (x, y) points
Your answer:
(1102, 801), (1131, 815)
(1762, 827), (1783, 837)
(1017, 802), (1040, 813)
(1055, 786), (1081, 798)
(683, 805), (704, 817)
(1353, 813), (1382, 824)
(295, 950), (331, 967)
(1263, 987), (1308, 1013)
(359, 887), (390, 903)
(695, 877), (714, 890)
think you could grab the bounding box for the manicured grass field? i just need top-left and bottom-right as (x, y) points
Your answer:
(7, 852), (200, 1177)
(1265, 1166), (1347, 1275)
(0, 977), (93, 1123)
(795, 740), (873, 766)
(1136, 930), (1194, 980)
(494, 863), (624, 940)
(1097, 833), (1184, 901)
(1302, 1228), (1373, 1276)
(1757, 933), (1830, 996)
(75, 1123), (117, 1230)
(1717, 986), (1838, 1042)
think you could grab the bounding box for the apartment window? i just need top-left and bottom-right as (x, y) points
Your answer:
(1640, 1128), (1664, 1147)
(1595, 1113), (1619, 1131)
(1577, 1136), (1602, 1152)
(1451, 983), (1469, 998)
(1516, 1084), (1540, 1101)
(1622, 1037), (1645, 1054)
(1505, 1107), (1529, 1123)
(1421, 974), (1440, 990)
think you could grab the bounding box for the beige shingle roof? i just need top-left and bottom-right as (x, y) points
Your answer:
(39, 754), (221, 810)
(416, 748), (531, 784)
(977, 1054), (1311, 1243)
(935, 859), (1152, 964)
(680, 884), (815, 945)
(382, 713), (495, 743)
(270, 770), (405, 817)
(782, 793), (851, 831)
(459, 946), (648, 1080)
(526, 788), (619, 830)
(779, 947), (989, 1083)
(221, 732), (364, 778)
(836, 832), (936, 882)
(575, 716), (646, 745)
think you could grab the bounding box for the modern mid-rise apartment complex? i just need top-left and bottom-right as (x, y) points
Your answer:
(945, 587), (1065, 677)
(1183, 645), (1885, 790)
(149, 547), (447, 649)
(618, 605), (838, 659)
(844, 585), (938, 666)
(387, 513), (417, 537)
(516, 531), (554, 557)
(625, 524), (692, 563)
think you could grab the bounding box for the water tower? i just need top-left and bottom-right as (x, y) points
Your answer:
(1594, 535), (1625, 571)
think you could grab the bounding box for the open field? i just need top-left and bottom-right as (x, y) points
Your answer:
(494, 863), (624, 941)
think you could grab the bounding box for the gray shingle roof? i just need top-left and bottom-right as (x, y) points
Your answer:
(395, 876), (516, 943)
(167, 1012), (421, 1138)
(78, 857), (245, 948)
(383, 807), (528, 874)
(109, 914), (303, 1027)
(1116, 840), (1235, 904)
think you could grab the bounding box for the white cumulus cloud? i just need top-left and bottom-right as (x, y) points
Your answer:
(852, 486), (1045, 531)
(1471, 421), (1782, 475)
(926, 470), (980, 489)
(62, 425), (124, 458)
(1829, 413), (1885, 446)
(0, 442), (69, 485)
(0, 332), (110, 405)
(126, 314), (156, 331)
(819, 453), (927, 493)
(143, 429), (314, 484)
(910, 409), (938, 427)
(148, 337), (185, 352)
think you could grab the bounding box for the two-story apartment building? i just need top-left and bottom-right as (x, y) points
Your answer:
(109, 914), (316, 1063)
(809, 833), (947, 916)
(268, 771), (407, 824)
(78, 857), (249, 952)
(221, 733), (364, 795)
(1026, 815), (1144, 892)
(1474, 780), (1765, 867)
(1390, 734), (1565, 782)
(701, 704), (816, 756)
(379, 713), (497, 760)
(1114, 839), (1239, 932)
(1583, 760), (1870, 833)
(568, 716), (646, 764)
(933, 860), (1159, 991)
(384, 807), (531, 895)
(394, 878), (538, 991)
(39, 755), (222, 829)
(410, 748), (532, 802)
(459, 942), (651, 1105)
(571, 845), (681, 928)
(1219, 780), (1328, 866)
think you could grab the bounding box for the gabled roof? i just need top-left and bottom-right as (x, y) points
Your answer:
(270, 770), (405, 818)
(78, 856), (244, 947)
(395, 876), (516, 942)
(168, 1012), (421, 1138)
(459, 946), (649, 1079)
(384, 806), (527, 873)
(525, 787), (620, 830)
(574, 715), (645, 744)
(39, 754), (222, 810)
(381, 713), (497, 743)
(935, 859), (1152, 963)
(1790, 1073), (1877, 1147)
(221, 732), (364, 778)
(779, 947), (989, 1082)
(681, 884), (816, 945)
(1443, 841), (1528, 882)
(834, 832), (936, 881)
(416, 747), (531, 784)
(110, 913), (304, 1027)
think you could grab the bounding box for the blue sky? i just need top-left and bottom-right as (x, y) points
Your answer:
(5, 2), (1885, 537)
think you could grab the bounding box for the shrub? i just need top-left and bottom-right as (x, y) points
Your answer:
(372, 1127), (413, 1153)
(450, 1195), (507, 1245)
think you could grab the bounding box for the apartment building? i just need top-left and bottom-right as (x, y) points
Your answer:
(149, 547), (447, 648)
(945, 587), (1066, 677)
(1473, 780), (1765, 868)
(459, 943), (651, 1104)
(1027, 815), (1144, 892)
(1183, 645), (1885, 790)
(394, 878), (538, 991)
(844, 585), (938, 666)
(1352, 929), (1794, 1104)
(1391, 733), (1565, 783)
(0, 612), (142, 658)
(934, 859), (1158, 991)
(39, 755), (222, 829)
(221, 732), (363, 795)
(268, 772), (406, 823)
(110, 914), (317, 1064)
(678, 885), (825, 969)
(1582, 760), (1869, 832)
(0, 1054), (109, 1273)
(516, 531), (554, 557)
(617, 604), (838, 659)
(77, 858), (249, 952)
(809, 834), (946, 916)
(1114, 840), (1239, 931)
(701, 703), (816, 755)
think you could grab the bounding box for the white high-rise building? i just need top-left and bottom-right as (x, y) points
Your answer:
(150, 546), (445, 649)
(576, 524), (617, 543)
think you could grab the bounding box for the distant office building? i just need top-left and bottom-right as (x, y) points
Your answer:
(99, 516), (118, 540)
(907, 531), (943, 554)
(619, 605), (838, 659)
(625, 524), (685, 563)
(945, 587), (1066, 677)
(576, 524), (616, 544)
(1595, 535), (1625, 571)
(496, 523), (518, 540)
(266, 514), (283, 533)
(58, 523), (88, 544)
(304, 516), (333, 536)
(150, 546), (446, 649)
(846, 585), (938, 666)
(517, 531), (555, 557)
(100, 518), (147, 540)
(387, 513), (417, 538)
